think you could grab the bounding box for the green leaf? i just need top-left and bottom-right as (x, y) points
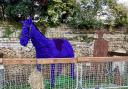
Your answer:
(53, 0), (62, 3)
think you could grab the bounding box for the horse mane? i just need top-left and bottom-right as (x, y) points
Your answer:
(32, 23), (45, 36)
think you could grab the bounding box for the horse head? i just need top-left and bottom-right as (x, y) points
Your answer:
(20, 17), (32, 27)
(20, 18), (33, 46)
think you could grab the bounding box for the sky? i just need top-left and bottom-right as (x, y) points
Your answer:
(117, 0), (128, 8)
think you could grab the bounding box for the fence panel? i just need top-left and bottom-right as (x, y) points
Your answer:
(76, 57), (128, 89)
(76, 62), (128, 89)
(2, 64), (77, 89)
(0, 57), (128, 89)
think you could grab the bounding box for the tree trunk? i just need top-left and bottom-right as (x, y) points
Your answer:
(1, 4), (5, 20)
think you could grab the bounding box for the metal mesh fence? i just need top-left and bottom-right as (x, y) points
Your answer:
(1, 64), (76, 89)
(0, 57), (128, 89)
(76, 62), (128, 89)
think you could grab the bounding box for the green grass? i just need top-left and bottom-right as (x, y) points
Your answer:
(44, 75), (76, 89)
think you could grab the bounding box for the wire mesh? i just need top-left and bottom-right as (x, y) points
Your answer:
(0, 58), (128, 89)
(1, 63), (76, 89)
(3, 64), (32, 89)
(0, 66), (4, 89)
(77, 61), (128, 89)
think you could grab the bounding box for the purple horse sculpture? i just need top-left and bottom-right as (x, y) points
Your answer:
(19, 18), (75, 87)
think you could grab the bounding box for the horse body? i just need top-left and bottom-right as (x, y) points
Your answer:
(25, 23), (74, 58)
(36, 38), (74, 58)
(20, 18), (74, 87)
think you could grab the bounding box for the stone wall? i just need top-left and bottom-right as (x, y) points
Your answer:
(0, 27), (35, 58)
(45, 25), (128, 57)
(0, 25), (128, 58)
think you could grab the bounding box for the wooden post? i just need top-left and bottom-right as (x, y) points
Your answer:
(93, 31), (108, 84)
(0, 53), (3, 64)
(0, 58), (2, 64)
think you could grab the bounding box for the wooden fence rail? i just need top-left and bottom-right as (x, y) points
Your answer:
(0, 57), (128, 64)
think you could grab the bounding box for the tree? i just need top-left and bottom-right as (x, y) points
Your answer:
(107, 0), (128, 27)
(0, 0), (6, 20)
(67, 0), (128, 29)
(38, 0), (77, 27)
(0, 0), (48, 21)
(66, 0), (104, 29)
(4, 0), (33, 21)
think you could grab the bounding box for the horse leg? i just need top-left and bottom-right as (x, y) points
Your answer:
(57, 63), (62, 76)
(70, 63), (75, 79)
(50, 64), (55, 88)
(57, 63), (74, 79)
(36, 64), (41, 72)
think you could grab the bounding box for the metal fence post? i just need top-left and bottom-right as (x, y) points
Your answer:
(0, 58), (4, 89)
